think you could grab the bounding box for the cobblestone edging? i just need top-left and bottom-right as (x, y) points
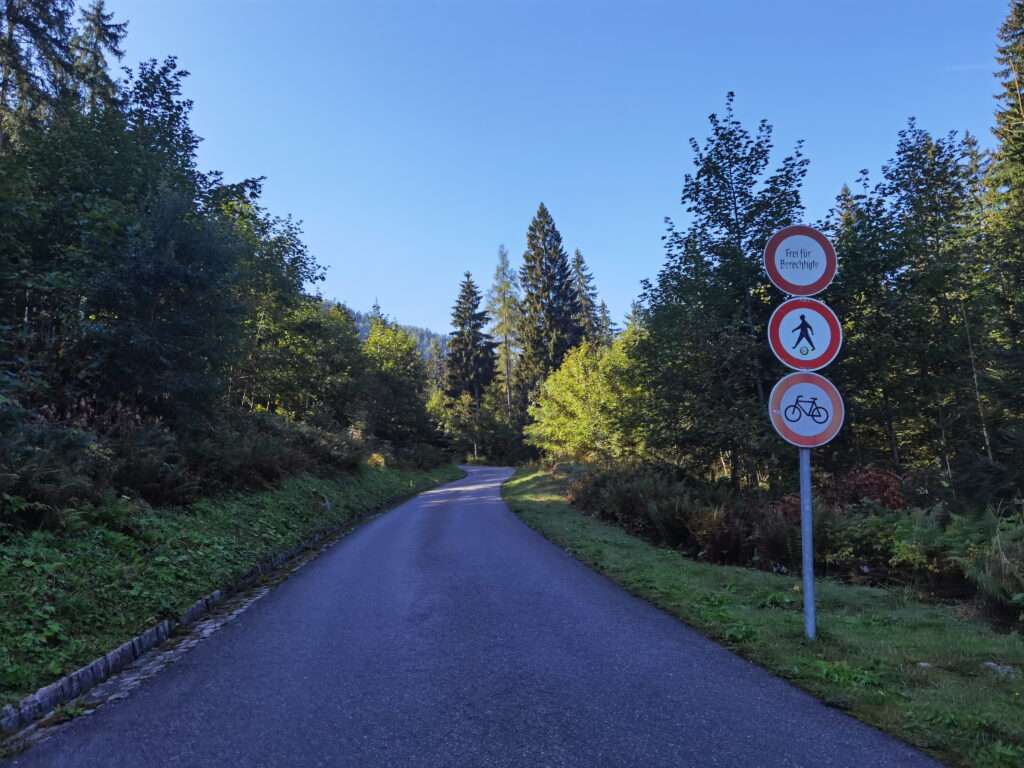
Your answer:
(0, 471), (460, 739)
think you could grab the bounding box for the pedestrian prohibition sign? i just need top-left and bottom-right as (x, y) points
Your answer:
(767, 297), (842, 371)
(763, 225), (837, 296)
(769, 372), (844, 448)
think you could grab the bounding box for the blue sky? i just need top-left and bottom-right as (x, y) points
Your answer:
(112, 0), (1006, 333)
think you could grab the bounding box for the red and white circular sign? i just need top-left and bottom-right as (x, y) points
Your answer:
(769, 372), (844, 448)
(764, 225), (837, 296)
(767, 298), (842, 371)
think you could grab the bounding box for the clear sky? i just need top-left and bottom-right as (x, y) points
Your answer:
(111, 0), (1006, 333)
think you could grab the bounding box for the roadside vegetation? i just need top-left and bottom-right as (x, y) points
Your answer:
(504, 468), (1024, 768)
(1, 1), (447, 534)
(513, 4), (1024, 627)
(0, 462), (462, 707)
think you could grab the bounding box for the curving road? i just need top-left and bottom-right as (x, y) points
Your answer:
(8, 466), (935, 767)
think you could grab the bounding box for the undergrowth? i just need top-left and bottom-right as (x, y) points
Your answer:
(0, 462), (462, 706)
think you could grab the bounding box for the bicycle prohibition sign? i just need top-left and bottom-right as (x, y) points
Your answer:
(768, 372), (844, 448)
(784, 395), (829, 425)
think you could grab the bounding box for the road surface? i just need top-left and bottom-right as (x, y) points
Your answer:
(8, 466), (935, 767)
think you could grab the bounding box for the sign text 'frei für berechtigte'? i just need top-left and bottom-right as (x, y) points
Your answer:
(763, 225), (838, 297)
(763, 224), (844, 642)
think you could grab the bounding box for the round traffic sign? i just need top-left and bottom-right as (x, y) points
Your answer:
(764, 225), (837, 296)
(769, 372), (844, 448)
(767, 298), (842, 371)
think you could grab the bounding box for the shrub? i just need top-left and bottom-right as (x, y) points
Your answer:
(560, 463), (1024, 613)
(946, 505), (1024, 615)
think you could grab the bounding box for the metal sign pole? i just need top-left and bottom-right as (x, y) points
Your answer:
(799, 447), (816, 640)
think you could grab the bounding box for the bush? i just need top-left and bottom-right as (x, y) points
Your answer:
(946, 505), (1024, 615)
(561, 464), (1024, 617)
(0, 398), (370, 532)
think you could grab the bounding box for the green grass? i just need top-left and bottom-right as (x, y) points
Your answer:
(0, 463), (463, 707)
(503, 468), (1024, 768)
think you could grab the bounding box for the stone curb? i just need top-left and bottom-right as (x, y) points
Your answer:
(0, 471), (457, 737)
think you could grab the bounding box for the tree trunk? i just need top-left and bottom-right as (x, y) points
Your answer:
(961, 301), (994, 465)
(883, 389), (900, 470)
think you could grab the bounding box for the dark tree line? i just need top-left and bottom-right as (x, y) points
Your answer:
(0, 2), (440, 526)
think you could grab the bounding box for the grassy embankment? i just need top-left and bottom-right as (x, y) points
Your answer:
(0, 463), (463, 706)
(503, 468), (1024, 768)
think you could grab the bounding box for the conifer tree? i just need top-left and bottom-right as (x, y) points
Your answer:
(571, 249), (601, 344)
(485, 245), (521, 421)
(446, 272), (496, 457)
(71, 0), (126, 110)
(990, 0), (1024, 403)
(424, 337), (446, 394)
(516, 203), (579, 400)
(596, 300), (616, 344)
(0, 0), (76, 148)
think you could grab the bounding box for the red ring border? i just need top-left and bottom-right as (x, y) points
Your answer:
(768, 372), (845, 448)
(767, 298), (842, 371)
(764, 225), (837, 296)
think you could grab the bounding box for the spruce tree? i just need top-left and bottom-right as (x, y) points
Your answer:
(595, 300), (615, 344)
(516, 203), (579, 400)
(990, 0), (1024, 406)
(446, 272), (496, 457)
(571, 249), (601, 344)
(0, 0), (76, 148)
(71, 0), (126, 110)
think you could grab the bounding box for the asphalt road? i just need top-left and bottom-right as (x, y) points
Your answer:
(8, 466), (936, 767)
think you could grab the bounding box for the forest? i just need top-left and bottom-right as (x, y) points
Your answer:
(0, 0), (453, 532)
(1, 1), (1022, 628)
(428, 7), (1024, 619)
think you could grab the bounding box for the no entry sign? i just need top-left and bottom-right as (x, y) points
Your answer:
(763, 225), (837, 296)
(768, 372), (844, 448)
(767, 298), (842, 371)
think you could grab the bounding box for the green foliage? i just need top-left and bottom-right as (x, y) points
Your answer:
(0, 11), (439, 524)
(446, 273), (496, 401)
(563, 461), (1024, 613)
(485, 244), (522, 425)
(635, 93), (808, 484)
(946, 507), (1024, 617)
(0, 464), (462, 706)
(516, 203), (581, 399)
(360, 318), (432, 444)
(525, 328), (651, 464)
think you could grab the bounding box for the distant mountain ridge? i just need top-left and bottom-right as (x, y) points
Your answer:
(349, 309), (447, 355)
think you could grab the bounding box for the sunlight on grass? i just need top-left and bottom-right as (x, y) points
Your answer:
(0, 464), (463, 708)
(503, 468), (1024, 768)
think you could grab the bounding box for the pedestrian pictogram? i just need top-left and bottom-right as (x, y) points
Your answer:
(763, 225), (837, 296)
(768, 372), (844, 448)
(764, 225), (846, 642)
(767, 298), (843, 371)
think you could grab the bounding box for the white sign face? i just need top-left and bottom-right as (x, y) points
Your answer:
(768, 372), (845, 448)
(774, 234), (827, 288)
(780, 379), (834, 437)
(763, 225), (837, 296)
(767, 298), (842, 371)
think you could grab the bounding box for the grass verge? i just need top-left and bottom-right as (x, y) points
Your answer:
(503, 468), (1024, 768)
(0, 463), (463, 706)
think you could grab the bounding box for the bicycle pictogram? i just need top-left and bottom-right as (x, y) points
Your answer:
(783, 395), (829, 425)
